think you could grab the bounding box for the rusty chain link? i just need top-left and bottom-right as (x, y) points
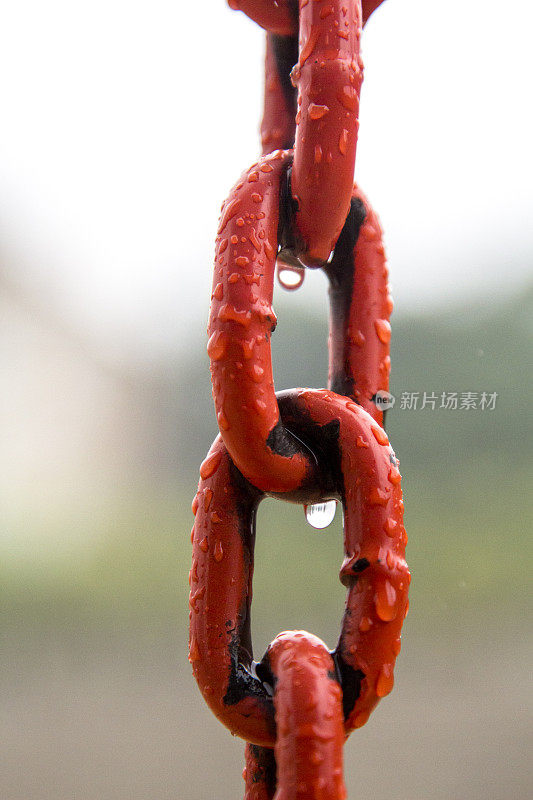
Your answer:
(189, 2), (410, 797)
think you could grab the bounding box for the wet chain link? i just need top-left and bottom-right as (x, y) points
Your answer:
(189, 3), (409, 798)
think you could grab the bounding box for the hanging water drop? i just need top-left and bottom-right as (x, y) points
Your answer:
(277, 259), (305, 291)
(304, 500), (337, 529)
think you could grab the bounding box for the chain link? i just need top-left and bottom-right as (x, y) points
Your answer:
(189, 2), (409, 797)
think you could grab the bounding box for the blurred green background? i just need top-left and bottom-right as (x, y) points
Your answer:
(2, 287), (532, 800)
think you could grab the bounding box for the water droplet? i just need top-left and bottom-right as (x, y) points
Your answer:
(367, 486), (389, 506)
(299, 25), (319, 66)
(371, 425), (389, 446)
(338, 128), (349, 155)
(304, 500), (337, 529)
(241, 338), (255, 359)
(250, 364), (264, 383)
(388, 466), (401, 485)
(200, 450), (222, 479)
(218, 303), (251, 328)
(217, 409), (230, 430)
(358, 616), (373, 632)
(190, 559), (199, 584)
(207, 330), (228, 361)
(337, 85), (358, 111)
(203, 488), (213, 512)
(308, 103), (329, 120)
(248, 228), (261, 252)
(375, 580), (398, 621)
(217, 197), (241, 234)
(376, 664), (394, 697)
(213, 540), (224, 562)
(188, 637), (200, 662)
(374, 318), (391, 344)
(189, 585), (205, 613)
(277, 261), (305, 290)
(350, 328), (365, 346)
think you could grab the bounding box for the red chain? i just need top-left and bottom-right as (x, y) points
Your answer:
(190, 2), (409, 797)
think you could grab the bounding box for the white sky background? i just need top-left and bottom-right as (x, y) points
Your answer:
(0, 0), (532, 363)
